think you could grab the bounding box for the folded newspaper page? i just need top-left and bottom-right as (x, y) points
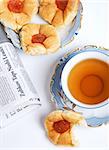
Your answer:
(0, 24), (41, 128)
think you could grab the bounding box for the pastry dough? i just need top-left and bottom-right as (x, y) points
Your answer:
(39, 0), (80, 27)
(45, 110), (85, 146)
(20, 24), (60, 55)
(0, 0), (38, 31)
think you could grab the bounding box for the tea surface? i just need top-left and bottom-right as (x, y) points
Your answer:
(68, 59), (109, 105)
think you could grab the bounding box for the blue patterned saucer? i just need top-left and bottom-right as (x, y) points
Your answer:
(50, 45), (109, 127)
(61, 2), (83, 47)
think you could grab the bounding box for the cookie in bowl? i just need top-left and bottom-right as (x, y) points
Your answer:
(20, 24), (60, 55)
(0, 0), (38, 31)
(39, 0), (80, 27)
(45, 110), (86, 146)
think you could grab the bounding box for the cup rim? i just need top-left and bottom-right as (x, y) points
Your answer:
(61, 50), (109, 109)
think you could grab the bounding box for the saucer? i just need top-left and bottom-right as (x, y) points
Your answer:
(50, 45), (109, 127)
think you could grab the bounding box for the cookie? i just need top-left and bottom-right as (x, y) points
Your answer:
(39, 0), (80, 27)
(45, 110), (86, 146)
(0, 0), (38, 31)
(20, 24), (60, 55)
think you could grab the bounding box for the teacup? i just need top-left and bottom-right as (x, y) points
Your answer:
(61, 51), (109, 109)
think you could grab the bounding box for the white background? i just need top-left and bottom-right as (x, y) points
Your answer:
(0, 0), (109, 149)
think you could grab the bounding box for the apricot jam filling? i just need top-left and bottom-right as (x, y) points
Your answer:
(53, 120), (70, 133)
(8, 0), (24, 13)
(55, 0), (68, 11)
(31, 34), (47, 44)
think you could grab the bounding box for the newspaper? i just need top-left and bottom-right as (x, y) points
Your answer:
(0, 24), (41, 128)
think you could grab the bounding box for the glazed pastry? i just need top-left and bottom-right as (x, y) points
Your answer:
(20, 24), (60, 55)
(0, 0), (38, 31)
(39, 0), (80, 27)
(45, 110), (86, 146)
